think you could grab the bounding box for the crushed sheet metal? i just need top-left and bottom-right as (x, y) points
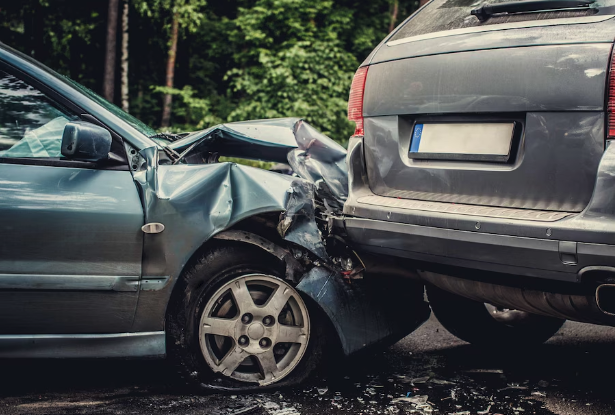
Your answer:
(134, 149), (326, 284)
(287, 120), (348, 210)
(278, 180), (328, 260)
(169, 118), (301, 164)
(169, 117), (348, 210)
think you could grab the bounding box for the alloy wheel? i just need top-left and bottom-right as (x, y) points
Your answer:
(199, 274), (310, 386)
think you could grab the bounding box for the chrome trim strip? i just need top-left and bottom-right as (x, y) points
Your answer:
(0, 274), (139, 291)
(387, 15), (614, 46)
(0, 332), (165, 358)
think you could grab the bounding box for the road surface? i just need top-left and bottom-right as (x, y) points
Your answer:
(1, 315), (614, 414)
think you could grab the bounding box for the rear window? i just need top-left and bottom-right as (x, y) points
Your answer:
(390, 0), (614, 42)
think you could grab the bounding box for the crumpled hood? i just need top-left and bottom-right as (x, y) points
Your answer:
(169, 118), (349, 208)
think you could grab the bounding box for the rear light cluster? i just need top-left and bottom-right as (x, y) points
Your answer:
(609, 46), (615, 140)
(348, 66), (369, 137)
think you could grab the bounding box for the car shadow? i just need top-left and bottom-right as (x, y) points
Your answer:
(0, 358), (175, 395)
(0, 321), (614, 415)
(322, 321), (615, 414)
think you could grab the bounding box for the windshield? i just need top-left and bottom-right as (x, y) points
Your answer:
(390, 0), (615, 42)
(61, 76), (157, 138)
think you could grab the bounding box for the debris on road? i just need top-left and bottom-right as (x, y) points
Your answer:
(498, 384), (529, 392)
(477, 405), (492, 414)
(391, 395), (429, 404)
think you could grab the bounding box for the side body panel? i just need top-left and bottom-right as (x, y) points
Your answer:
(0, 164), (144, 333)
(0, 332), (165, 358)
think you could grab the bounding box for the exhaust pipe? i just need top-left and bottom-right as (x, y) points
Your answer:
(419, 271), (615, 326)
(596, 284), (615, 316)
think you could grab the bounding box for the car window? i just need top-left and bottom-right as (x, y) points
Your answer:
(390, 0), (615, 42)
(0, 70), (77, 158)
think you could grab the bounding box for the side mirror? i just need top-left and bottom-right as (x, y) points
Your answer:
(61, 121), (112, 162)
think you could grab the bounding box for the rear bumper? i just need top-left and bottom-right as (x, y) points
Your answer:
(343, 136), (615, 284)
(343, 216), (615, 283)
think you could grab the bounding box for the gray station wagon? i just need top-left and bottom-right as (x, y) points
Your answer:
(0, 43), (430, 390)
(343, 0), (615, 346)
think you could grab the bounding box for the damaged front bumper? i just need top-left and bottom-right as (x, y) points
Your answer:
(297, 266), (429, 355)
(133, 118), (429, 357)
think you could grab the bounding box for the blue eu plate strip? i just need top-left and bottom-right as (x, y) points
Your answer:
(410, 124), (423, 153)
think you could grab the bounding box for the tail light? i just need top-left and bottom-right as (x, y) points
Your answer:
(608, 45), (615, 140)
(348, 66), (369, 137)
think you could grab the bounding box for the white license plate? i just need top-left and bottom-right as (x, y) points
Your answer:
(409, 122), (515, 162)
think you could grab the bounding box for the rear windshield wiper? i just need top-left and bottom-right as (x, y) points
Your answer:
(471, 0), (596, 22)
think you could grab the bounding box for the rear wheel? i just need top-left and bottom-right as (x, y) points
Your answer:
(427, 284), (565, 347)
(167, 244), (325, 390)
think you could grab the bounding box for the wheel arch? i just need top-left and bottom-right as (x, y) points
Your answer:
(169, 214), (345, 358)
(133, 212), (290, 333)
(164, 213), (292, 314)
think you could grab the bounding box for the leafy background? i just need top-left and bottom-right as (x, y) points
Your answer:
(0, 0), (421, 145)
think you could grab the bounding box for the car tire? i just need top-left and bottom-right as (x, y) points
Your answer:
(426, 284), (565, 347)
(166, 243), (326, 391)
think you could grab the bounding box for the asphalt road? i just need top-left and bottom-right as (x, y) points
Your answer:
(1, 315), (614, 415)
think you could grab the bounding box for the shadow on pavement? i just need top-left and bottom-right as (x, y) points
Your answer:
(0, 320), (613, 414)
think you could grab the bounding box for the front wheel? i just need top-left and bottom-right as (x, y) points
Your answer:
(427, 284), (565, 347)
(167, 244), (325, 390)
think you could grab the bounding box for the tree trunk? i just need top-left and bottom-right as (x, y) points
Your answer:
(23, 2), (34, 56)
(103, 0), (119, 102)
(419, 0), (430, 6)
(161, 11), (179, 128)
(135, 84), (144, 119)
(31, 1), (47, 63)
(120, 0), (129, 113)
(388, 0), (399, 33)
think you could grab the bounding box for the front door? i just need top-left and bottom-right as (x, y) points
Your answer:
(0, 68), (144, 334)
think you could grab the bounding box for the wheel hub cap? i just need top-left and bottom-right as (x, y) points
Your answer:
(247, 323), (265, 340)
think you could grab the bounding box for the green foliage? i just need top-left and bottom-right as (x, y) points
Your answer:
(0, 0), (421, 143)
(219, 157), (275, 170)
(135, 0), (208, 35)
(224, 0), (358, 139)
(152, 85), (222, 129)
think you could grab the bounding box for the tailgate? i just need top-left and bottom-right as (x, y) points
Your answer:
(360, 0), (615, 214)
(363, 41), (612, 213)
